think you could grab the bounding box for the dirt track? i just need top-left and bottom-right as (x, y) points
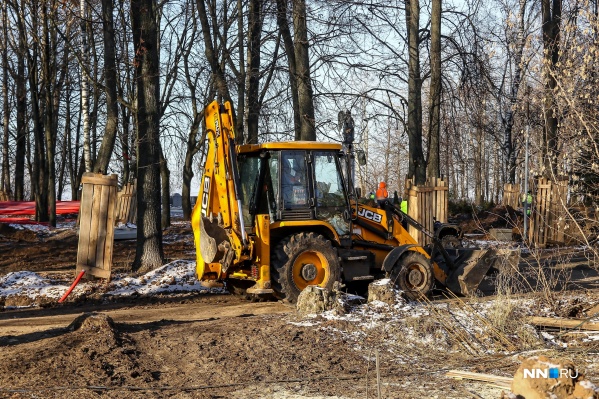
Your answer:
(2, 222), (599, 398)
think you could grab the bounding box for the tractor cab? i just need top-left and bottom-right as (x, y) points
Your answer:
(236, 142), (351, 237)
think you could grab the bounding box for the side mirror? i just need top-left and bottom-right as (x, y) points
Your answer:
(356, 150), (366, 166)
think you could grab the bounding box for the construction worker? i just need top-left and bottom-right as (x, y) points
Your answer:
(376, 181), (389, 207)
(400, 197), (408, 229)
(368, 192), (375, 200)
(523, 190), (533, 216)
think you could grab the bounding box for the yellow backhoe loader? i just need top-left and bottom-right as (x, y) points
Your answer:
(191, 101), (519, 302)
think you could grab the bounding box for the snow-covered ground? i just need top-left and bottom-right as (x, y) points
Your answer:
(0, 260), (225, 308)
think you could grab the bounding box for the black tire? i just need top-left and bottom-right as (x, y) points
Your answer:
(389, 251), (434, 300)
(441, 235), (462, 248)
(271, 232), (341, 304)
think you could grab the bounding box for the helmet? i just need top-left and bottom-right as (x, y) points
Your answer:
(379, 182), (386, 189)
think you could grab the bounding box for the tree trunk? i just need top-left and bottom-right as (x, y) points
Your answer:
(406, 0), (426, 185)
(426, 0), (441, 179)
(541, 0), (561, 177)
(292, 0), (315, 141)
(14, 30), (26, 201)
(182, 114), (203, 221)
(159, 147), (170, 229)
(42, 0), (56, 226)
(236, 0), (246, 140)
(246, 0), (263, 144)
(503, 0), (527, 184)
(132, 0), (164, 272)
(94, 0), (119, 174)
(1, 0), (10, 196)
(276, 0), (301, 138)
(81, 0), (92, 172)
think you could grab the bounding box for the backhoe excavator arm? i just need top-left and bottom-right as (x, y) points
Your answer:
(191, 101), (250, 281)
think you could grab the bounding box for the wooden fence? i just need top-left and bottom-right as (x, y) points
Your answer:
(405, 177), (448, 245)
(0, 191), (9, 201)
(76, 173), (118, 279)
(115, 180), (136, 225)
(502, 183), (520, 209)
(528, 177), (568, 247)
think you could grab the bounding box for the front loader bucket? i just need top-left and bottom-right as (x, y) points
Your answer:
(199, 216), (230, 263)
(445, 248), (520, 296)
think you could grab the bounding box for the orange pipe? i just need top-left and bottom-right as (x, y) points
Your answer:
(58, 270), (86, 303)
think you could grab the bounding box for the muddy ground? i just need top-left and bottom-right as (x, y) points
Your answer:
(1, 220), (599, 398)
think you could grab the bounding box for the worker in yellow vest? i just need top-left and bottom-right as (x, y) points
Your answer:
(522, 190), (533, 216)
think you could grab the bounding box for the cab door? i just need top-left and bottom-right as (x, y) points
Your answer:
(312, 151), (350, 236)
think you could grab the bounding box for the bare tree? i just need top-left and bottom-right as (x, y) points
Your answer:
(541, 0), (561, 176)
(427, 0), (442, 179)
(406, 0), (426, 184)
(132, 0), (164, 272)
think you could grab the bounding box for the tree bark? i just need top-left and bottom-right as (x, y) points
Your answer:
(94, 0), (119, 174)
(503, 0), (527, 183)
(132, 0), (164, 272)
(14, 15), (27, 201)
(276, 0), (301, 138)
(42, 0), (57, 226)
(427, 0), (441, 179)
(246, 0), (263, 144)
(406, 0), (426, 185)
(292, 0), (315, 141)
(81, 0), (92, 173)
(541, 0), (561, 177)
(1, 0), (10, 196)
(159, 146), (170, 229)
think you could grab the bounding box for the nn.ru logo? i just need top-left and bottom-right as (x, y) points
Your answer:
(523, 368), (579, 379)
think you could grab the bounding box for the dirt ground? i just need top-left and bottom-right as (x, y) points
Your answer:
(1, 221), (599, 399)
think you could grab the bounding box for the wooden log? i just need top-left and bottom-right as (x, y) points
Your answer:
(528, 316), (599, 331)
(445, 370), (513, 389)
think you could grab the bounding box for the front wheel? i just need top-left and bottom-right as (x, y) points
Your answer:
(389, 251), (434, 300)
(271, 232), (341, 303)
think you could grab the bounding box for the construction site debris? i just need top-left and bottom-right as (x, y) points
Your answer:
(445, 370), (512, 389)
(528, 316), (599, 331)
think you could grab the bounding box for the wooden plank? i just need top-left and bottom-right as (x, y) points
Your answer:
(445, 370), (512, 389)
(104, 184), (117, 274)
(87, 184), (102, 267)
(77, 264), (112, 280)
(95, 184), (110, 270)
(528, 316), (599, 331)
(76, 181), (94, 272)
(81, 175), (118, 186)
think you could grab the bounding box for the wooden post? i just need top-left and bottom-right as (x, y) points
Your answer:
(528, 178), (568, 247)
(76, 173), (118, 279)
(407, 177), (448, 245)
(115, 180), (137, 225)
(502, 183), (520, 208)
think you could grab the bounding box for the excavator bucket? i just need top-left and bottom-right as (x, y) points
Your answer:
(445, 248), (520, 296)
(199, 216), (230, 264)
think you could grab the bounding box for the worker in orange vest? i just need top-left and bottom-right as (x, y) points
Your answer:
(375, 181), (389, 208)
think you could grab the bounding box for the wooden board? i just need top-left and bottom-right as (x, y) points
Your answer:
(446, 370), (512, 389)
(528, 316), (599, 331)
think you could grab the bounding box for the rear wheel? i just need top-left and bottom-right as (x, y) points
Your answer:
(271, 232), (341, 303)
(389, 251), (434, 300)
